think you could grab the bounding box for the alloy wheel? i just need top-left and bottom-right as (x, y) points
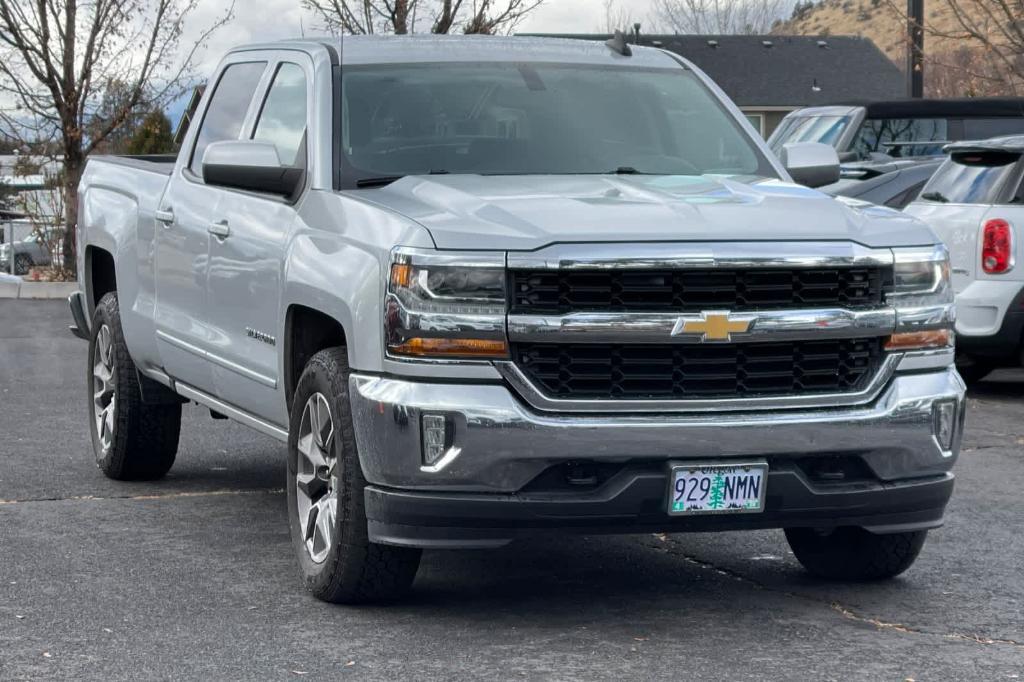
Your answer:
(295, 393), (339, 564)
(92, 324), (116, 454)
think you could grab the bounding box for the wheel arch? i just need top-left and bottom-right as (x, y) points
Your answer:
(86, 245), (117, 312)
(283, 303), (349, 410)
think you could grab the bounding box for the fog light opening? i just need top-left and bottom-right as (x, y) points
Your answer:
(933, 400), (957, 452)
(421, 414), (451, 467)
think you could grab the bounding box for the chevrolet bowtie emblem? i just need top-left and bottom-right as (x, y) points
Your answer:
(672, 311), (754, 342)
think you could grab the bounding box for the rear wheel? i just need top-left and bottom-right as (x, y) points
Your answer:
(287, 347), (421, 603)
(785, 527), (928, 581)
(89, 293), (181, 480)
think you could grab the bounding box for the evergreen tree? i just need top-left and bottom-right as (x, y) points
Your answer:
(126, 111), (175, 156)
(707, 475), (726, 510)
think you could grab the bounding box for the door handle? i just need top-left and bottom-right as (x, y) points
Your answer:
(208, 220), (231, 240)
(155, 208), (175, 226)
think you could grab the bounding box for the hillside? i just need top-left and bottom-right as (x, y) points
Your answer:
(774, 0), (1009, 96)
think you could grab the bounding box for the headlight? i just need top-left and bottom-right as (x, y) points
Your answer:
(886, 245), (954, 352)
(385, 249), (508, 359)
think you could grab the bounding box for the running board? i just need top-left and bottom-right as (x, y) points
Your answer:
(174, 382), (289, 443)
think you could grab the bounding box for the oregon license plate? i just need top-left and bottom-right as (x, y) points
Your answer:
(668, 462), (767, 515)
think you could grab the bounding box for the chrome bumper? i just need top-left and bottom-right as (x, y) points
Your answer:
(349, 368), (966, 493)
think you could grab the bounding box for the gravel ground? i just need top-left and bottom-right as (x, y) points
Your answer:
(1, 300), (1022, 680)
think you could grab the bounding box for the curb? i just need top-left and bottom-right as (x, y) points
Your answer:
(0, 280), (77, 300)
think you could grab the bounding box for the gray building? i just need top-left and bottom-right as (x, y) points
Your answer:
(523, 34), (904, 137)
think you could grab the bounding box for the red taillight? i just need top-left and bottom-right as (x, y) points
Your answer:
(982, 219), (1013, 274)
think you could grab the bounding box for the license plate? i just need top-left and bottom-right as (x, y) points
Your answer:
(668, 462), (767, 515)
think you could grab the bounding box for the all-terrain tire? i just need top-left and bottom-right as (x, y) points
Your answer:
(785, 527), (928, 581)
(287, 347), (421, 604)
(88, 292), (181, 480)
(13, 253), (32, 275)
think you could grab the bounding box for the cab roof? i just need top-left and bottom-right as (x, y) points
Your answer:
(234, 35), (684, 69)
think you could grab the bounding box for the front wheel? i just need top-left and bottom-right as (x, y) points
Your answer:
(785, 527), (928, 581)
(286, 347), (421, 603)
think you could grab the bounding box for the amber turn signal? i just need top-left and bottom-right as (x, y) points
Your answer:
(390, 337), (509, 358)
(390, 263), (414, 288)
(885, 329), (951, 351)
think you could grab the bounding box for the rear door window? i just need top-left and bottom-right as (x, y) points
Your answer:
(918, 151), (1021, 204)
(189, 61), (267, 175)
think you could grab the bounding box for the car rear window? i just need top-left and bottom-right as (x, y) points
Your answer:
(918, 151), (1021, 204)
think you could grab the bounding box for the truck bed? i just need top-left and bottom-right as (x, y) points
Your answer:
(91, 154), (176, 176)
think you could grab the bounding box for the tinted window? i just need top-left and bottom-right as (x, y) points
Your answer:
(853, 118), (948, 158)
(884, 180), (927, 209)
(341, 63), (775, 182)
(253, 63), (307, 166)
(768, 115), (850, 155)
(919, 152), (1020, 204)
(190, 61), (267, 174)
(963, 118), (1024, 139)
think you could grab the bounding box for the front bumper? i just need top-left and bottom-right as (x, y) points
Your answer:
(349, 368), (965, 548)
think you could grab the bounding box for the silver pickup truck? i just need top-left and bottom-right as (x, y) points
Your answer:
(70, 36), (965, 603)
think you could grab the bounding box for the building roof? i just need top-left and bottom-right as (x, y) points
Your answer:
(522, 34), (904, 108)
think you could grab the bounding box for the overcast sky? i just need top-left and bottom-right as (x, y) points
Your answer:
(166, 0), (659, 121)
(186, 0), (660, 73)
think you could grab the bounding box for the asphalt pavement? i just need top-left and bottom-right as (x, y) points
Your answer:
(2, 300), (1023, 680)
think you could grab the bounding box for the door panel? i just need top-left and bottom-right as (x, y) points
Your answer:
(206, 197), (294, 423)
(153, 59), (267, 393)
(153, 180), (221, 392)
(206, 60), (309, 424)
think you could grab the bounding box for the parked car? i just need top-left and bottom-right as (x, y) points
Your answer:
(822, 158), (943, 209)
(768, 98), (1024, 162)
(905, 135), (1024, 382)
(0, 230), (53, 275)
(71, 36), (964, 603)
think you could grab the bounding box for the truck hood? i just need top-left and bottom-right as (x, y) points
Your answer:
(351, 174), (937, 251)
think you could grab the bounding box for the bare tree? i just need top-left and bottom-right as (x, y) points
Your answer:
(0, 0), (233, 278)
(653, 0), (792, 34)
(303, 0), (543, 35)
(599, 0), (636, 32)
(885, 0), (1024, 94)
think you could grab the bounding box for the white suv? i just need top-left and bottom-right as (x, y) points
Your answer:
(905, 135), (1024, 382)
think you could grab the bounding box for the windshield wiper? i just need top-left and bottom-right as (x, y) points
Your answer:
(606, 166), (648, 175)
(355, 169), (450, 188)
(920, 191), (949, 203)
(355, 175), (404, 188)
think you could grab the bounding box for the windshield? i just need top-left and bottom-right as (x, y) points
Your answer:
(768, 115), (850, 155)
(340, 62), (775, 185)
(918, 151), (1021, 205)
(852, 118), (948, 158)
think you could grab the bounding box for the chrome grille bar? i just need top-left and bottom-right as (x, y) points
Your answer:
(507, 307), (896, 344)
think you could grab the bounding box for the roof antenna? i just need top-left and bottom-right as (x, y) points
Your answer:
(605, 29), (632, 57)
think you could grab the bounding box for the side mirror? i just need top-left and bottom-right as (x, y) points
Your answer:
(780, 142), (841, 188)
(202, 140), (303, 196)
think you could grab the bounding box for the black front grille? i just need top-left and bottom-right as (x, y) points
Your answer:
(510, 267), (887, 314)
(513, 338), (883, 400)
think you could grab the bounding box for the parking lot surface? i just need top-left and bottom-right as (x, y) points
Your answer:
(2, 300), (1023, 680)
